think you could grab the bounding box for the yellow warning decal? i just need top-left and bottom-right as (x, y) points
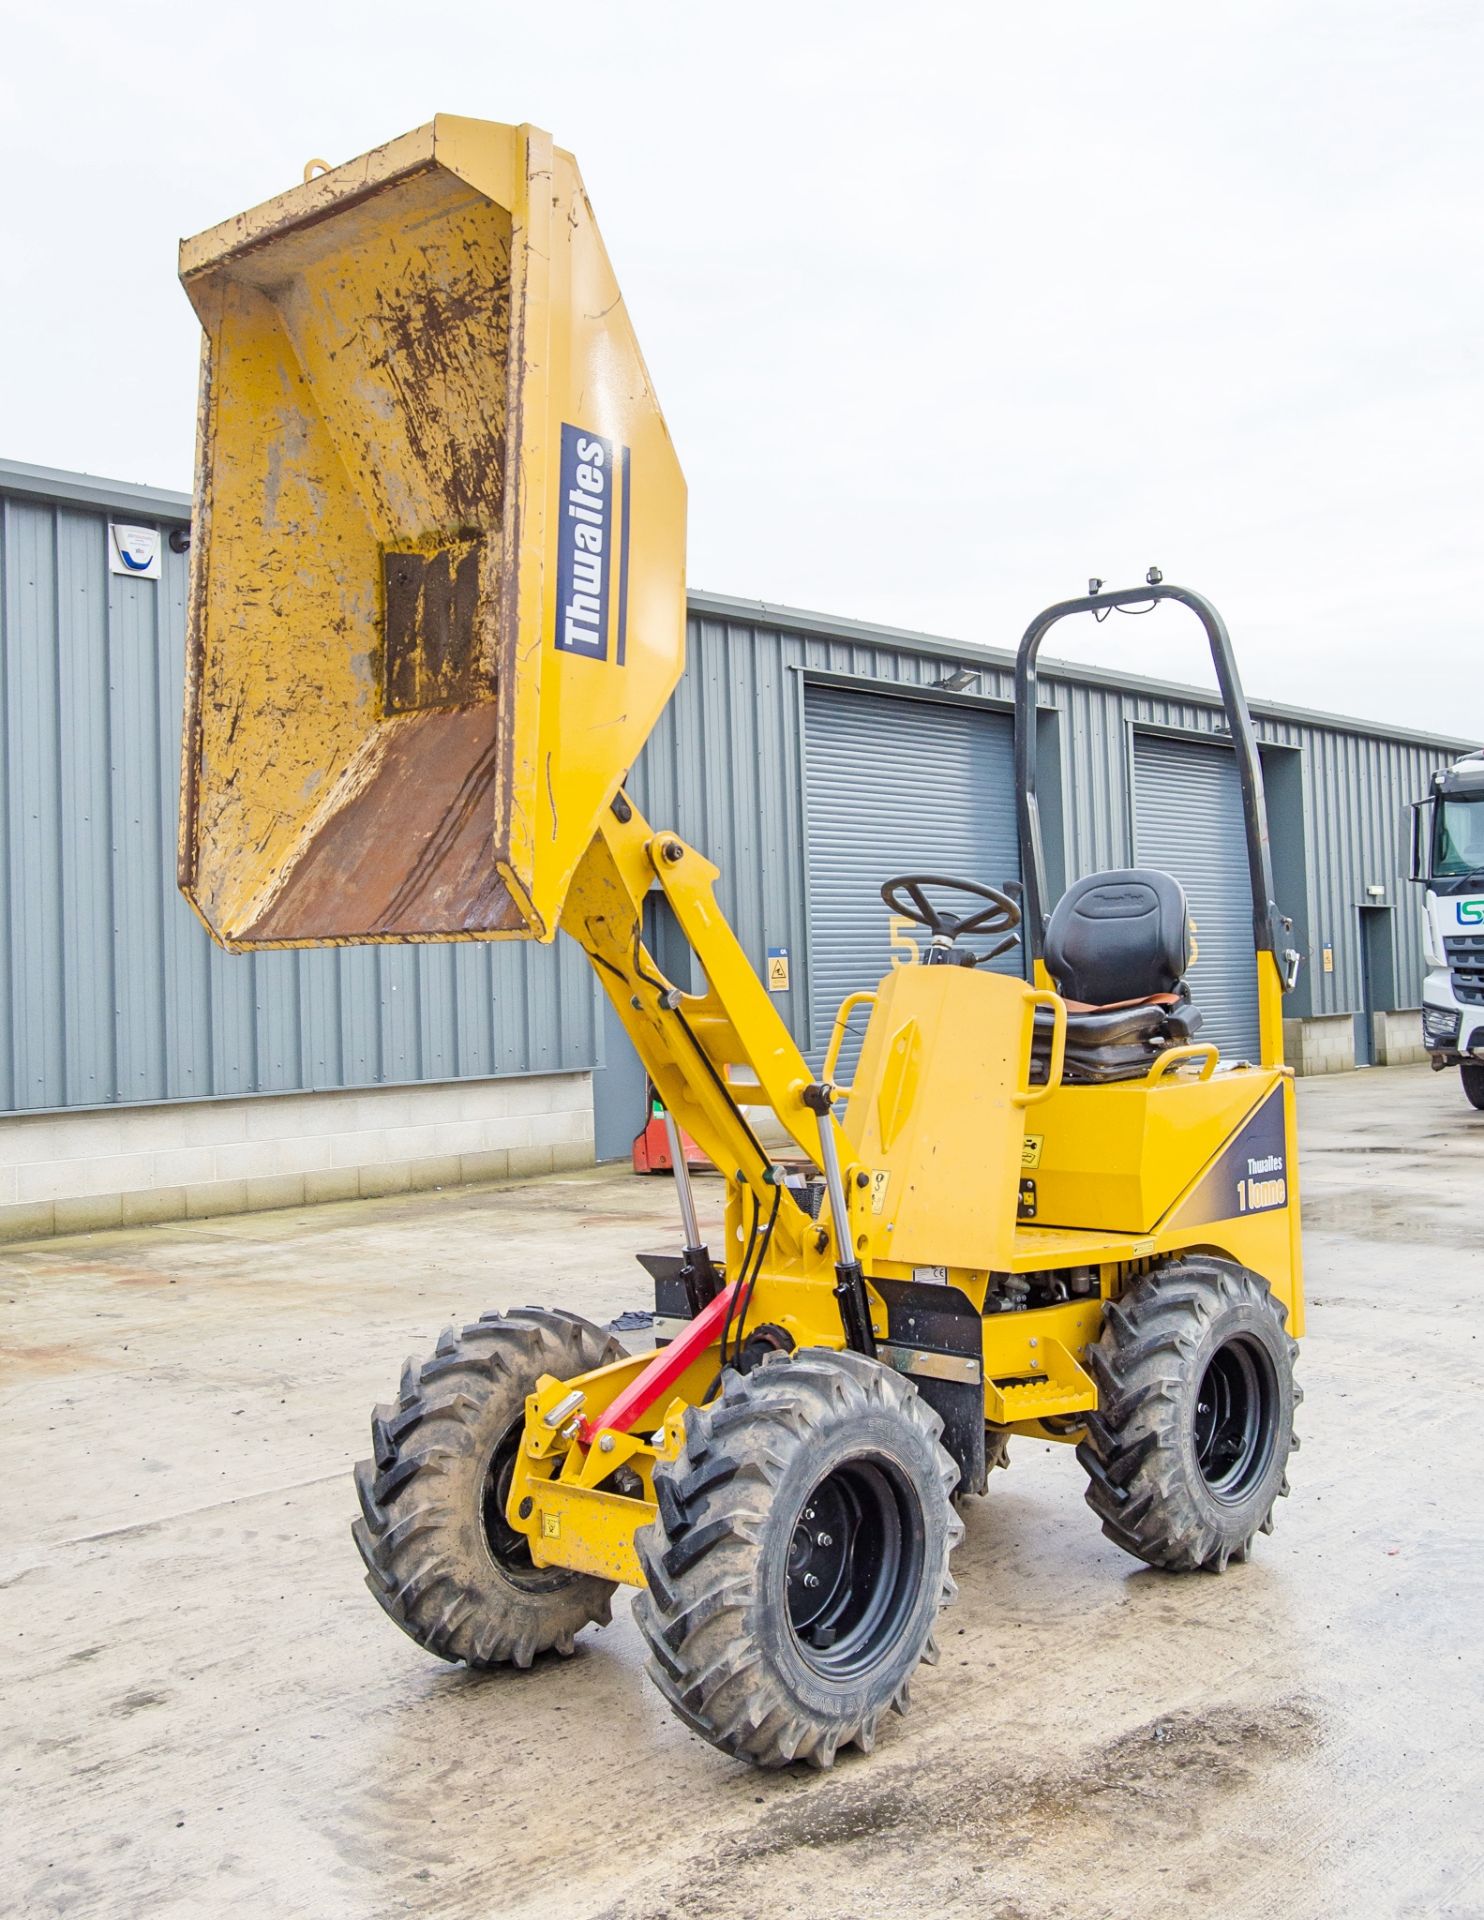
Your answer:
(869, 1170), (890, 1215)
(1022, 1134), (1044, 1170)
(541, 1512), (561, 1540)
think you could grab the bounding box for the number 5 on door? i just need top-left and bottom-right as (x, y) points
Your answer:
(888, 915), (921, 968)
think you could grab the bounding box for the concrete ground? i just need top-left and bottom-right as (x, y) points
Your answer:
(2, 1063), (1482, 1920)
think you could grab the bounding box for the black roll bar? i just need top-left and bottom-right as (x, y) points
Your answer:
(1013, 582), (1298, 987)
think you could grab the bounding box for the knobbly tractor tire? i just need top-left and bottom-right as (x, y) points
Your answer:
(353, 1307), (626, 1668)
(1462, 1063), (1484, 1111)
(633, 1347), (963, 1770)
(1077, 1257), (1299, 1573)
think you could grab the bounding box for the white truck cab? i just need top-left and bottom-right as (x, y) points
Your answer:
(1412, 749), (1484, 1109)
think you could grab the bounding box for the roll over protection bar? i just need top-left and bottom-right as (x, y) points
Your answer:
(1013, 583), (1299, 989)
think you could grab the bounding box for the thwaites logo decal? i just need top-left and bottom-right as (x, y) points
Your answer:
(1171, 1085), (1288, 1227)
(554, 424), (630, 664)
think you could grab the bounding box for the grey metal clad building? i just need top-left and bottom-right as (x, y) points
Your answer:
(1, 458), (1472, 1233)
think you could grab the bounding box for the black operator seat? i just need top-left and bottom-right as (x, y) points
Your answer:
(1037, 870), (1204, 1084)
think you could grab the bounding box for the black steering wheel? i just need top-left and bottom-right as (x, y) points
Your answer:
(879, 874), (1022, 966)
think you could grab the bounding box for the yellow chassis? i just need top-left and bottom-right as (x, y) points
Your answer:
(505, 795), (1304, 1588)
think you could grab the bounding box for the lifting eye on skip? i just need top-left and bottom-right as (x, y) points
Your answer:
(177, 115), (1307, 1773)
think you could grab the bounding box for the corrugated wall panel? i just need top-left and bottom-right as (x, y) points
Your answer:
(57, 509), (115, 1105)
(1133, 732), (1262, 1060)
(0, 486), (596, 1116)
(1289, 725), (1440, 1020)
(0, 504), (11, 1113)
(802, 683), (1020, 1067)
(4, 499), (65, 1105)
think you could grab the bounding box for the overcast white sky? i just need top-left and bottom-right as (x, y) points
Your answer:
(2, 1), (1479, 736)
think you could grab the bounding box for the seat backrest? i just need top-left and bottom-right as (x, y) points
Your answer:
(1045, 869), (1191, 1007)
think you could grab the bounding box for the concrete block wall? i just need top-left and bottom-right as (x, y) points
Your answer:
(1283, 1013), (1357, 1076)
(1373, 1010), (1426, 1066)
(0, 1073), (593, 1243)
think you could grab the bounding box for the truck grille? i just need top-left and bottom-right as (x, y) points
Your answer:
(1445, 934), (1484, 1005)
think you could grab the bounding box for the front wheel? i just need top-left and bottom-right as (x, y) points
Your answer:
(353, 1307), (627, 1668)
(1077, 1257), (1299, 1572)
(634, 1348), (962, 1769)
(1462, 1063), (1484, 1110)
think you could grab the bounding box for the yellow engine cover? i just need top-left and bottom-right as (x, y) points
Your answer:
(178, 117), (686, 950)
(1026, 1071), (1275, 1235)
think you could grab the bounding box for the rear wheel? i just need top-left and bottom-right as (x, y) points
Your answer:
(1077, 1257), (1298, 1572)
(634, 1348), (962, 1769)
(1462, 1063), (1484, 1110)
(353, 1307), (626, 1667)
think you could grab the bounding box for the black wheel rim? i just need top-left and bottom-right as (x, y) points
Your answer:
(785, 1456), (925, 1681)
(1193, 1336), (1277, 1503)
(481, 1421), (568, 1591)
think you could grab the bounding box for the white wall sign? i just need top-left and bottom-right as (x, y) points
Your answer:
(108, 524), (161, 580)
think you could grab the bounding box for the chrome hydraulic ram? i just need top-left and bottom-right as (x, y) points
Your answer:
(663, 1106), (721, 1313)
(803, 1082), (877, 1357)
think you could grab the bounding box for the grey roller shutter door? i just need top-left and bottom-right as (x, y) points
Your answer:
(804, 684), (1021, 1073)
(1133, 732), (1261, 1062)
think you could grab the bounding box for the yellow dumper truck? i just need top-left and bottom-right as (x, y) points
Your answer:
(178, 118), (1304, 1769)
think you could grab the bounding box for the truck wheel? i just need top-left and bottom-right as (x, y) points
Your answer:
(634, 1348), (963, 1769)
(353, 1307), (626, 1668)
(1077, 1257), (1298, 1572)
(1462, 1064), (1484, 1110)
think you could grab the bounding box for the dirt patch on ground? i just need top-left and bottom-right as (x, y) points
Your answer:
(591, 1698), (1320, 1920)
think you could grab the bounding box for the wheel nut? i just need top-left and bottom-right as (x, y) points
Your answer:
(816, 1531), (833, 1547)
(803, 1572), (819, 1589)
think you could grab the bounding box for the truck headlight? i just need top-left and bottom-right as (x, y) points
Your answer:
(1422, 1005), (1461, 1046)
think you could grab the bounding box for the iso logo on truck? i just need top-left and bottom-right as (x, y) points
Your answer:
(554, 423), (630, 665)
